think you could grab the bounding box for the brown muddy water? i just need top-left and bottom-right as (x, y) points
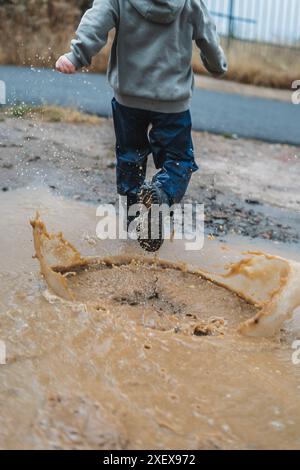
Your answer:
(1, 187), (300, 450)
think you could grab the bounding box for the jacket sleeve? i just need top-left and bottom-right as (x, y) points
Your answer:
(65, 0), (119, 69)
(193, 0), (227, 76)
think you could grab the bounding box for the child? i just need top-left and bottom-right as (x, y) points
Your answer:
(56, 0), (227, 251)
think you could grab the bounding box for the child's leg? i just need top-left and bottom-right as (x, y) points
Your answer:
(149, 109), (198, 204)
(111, 98), (151, 200)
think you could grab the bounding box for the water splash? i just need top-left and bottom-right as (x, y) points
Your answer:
(31, 214), (300, 337)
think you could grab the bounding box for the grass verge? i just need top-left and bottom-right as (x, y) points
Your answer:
(0, 104), (104, 124)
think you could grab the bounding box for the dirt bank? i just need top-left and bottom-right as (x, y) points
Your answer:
(195, 76), (292, 103)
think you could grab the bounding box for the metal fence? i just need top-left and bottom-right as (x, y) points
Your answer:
(206, 0), (300, 49)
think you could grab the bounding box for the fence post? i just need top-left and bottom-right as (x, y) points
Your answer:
(227, 0), (235, 49)
(0, 80), (6, 105)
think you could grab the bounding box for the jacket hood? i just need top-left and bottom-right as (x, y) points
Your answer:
(129, 0), (186, 25)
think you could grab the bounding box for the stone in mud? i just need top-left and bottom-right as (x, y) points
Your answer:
(245, 199), (262, 206)
(193, 319), (225, 337)
(194, 324), (213, 336)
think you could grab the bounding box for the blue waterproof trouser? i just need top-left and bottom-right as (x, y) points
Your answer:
(112, 98), (198, 204)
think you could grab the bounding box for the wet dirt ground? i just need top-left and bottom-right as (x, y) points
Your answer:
(0, 112), (300, 450)
(0, 189), (300, 449)
(0, 187), (300, 450)
(0, 112), (299, 243)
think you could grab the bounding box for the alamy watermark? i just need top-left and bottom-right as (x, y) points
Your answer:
(0, 80), (6, 105)
(291, 80), (300, 105)
(0, 340), (6, 365)
(292, 340), (300, 365)
(96, 196), (205, 251)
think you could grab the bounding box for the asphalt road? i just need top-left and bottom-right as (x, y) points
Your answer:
(1, 65), (299, 145)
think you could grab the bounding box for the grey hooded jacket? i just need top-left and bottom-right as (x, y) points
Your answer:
(66, 0), (227, 113)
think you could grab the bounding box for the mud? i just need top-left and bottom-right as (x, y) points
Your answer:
(30, 214), (300, 338)
(1, 187), (300, 450)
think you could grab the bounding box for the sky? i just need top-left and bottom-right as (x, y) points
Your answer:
(206, 0), (300, 46)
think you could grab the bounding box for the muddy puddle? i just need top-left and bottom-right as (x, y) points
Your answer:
(1, 187), (300, 450)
